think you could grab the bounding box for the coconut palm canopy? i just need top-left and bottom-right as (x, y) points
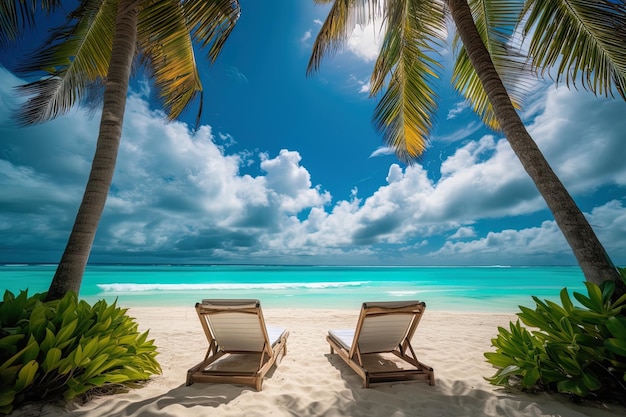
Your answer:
(13, 0), (240, 126)
(1, 0), (626, 268)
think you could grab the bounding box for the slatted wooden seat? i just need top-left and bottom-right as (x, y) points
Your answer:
(327, 300), (434, 388)
(186, 299), (288, 391)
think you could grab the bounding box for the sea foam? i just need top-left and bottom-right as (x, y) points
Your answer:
(97, 281), (371, 293)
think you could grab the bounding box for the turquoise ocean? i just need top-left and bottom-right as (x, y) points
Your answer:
(0, 264), (589, 313)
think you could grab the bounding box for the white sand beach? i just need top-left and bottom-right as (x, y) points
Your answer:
(13, 307), (626, 417)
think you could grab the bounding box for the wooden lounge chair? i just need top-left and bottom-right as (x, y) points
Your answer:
(327, 300), (434, 388)
(186, 299), (289, 391)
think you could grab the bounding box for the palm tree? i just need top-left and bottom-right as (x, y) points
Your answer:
(11, 0), (240, 300)
(308, 0), (626, 296)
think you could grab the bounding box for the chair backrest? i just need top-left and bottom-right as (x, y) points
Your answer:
(353, 301), (426, 354)
(196, 299), (270, 353)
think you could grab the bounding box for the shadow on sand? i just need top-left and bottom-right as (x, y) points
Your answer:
(11, 359), (623, 417)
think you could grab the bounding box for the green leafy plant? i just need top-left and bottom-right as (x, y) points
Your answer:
(485, 277), (626, 400)
(0, 290), (161, 414)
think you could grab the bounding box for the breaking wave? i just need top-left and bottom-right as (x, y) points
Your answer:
(97, 281), (371, 293)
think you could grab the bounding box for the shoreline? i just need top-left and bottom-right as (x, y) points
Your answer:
(111, 301), (528, 314)
(13, 307), (625, 417)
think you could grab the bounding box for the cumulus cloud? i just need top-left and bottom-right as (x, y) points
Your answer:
(0, 69), (331, 263)
(432, 199), (626, 265)
(260, 149), (331, 213)
(449, 227), (476, 240)
(524, 86), (626, 192)
(432, 220), (569, 262)
(1, 67), (626, 266)
(346, 23), (383, 62)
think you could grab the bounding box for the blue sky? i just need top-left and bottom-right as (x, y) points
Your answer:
(1, 0), (626, 266)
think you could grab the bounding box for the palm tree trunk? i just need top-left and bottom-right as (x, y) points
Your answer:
(45, 0), (139, 301)
(446, 0), (625, 298)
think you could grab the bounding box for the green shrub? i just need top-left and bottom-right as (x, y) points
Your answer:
(0, 290), (161, 414)
(484, 279), (626, 400)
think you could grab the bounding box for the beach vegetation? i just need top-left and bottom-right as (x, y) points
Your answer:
(484, 277), (626, 401)
(0, 290), (161, 414)
(3, 0), (240, 301)
(309, 1), (626, 297)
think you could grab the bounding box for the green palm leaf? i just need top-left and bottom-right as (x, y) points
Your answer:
(138, 0), (202, 121)
(14, 0), (240, 125)
(183, 0), (241, 62)
(0, 0), (62, 46)
(309, 0), (446, 162)
(371, 0), (446, 162)
(309, 0), (626, 296)
(138, 0), (240, 123)
(307, 0), (382, 75)
(452, 0), (532, 130)
(522, 0), (626, 99)
(4, 0), (240, 300)
(14, 0), (115, 125)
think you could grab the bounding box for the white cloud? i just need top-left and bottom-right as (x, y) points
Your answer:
(433, 220), (569, 259)
(431, 121), (483, 144)
(344, 74), (372, 94)
(586, 200), (626, 255)
(433, 199), (626, 264)
(446, 101), (470, 120)
(260, 149), (331, 213)
(524, 86), (626, 192)
(449, 226), (476, 240)
(217, 132), (236, 148)
(433, 135), (542, 220)
(2, 67), (626, 266)
(346, 23), (383, 62)
(301, 30), (312, 43)
(369, 146), (394, 158)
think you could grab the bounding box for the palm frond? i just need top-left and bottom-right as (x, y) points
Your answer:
(139, 0), (239, 124)
(451, 0), (530, 131)
(371, 0), (446, 163)
(14, 0), (116, 125)
(138, 0), (202, 122)
(308, 0), (445, 162)
(182, 0), (241, 62)
(0, 0), (61, 46)
(307, 0), (383, 75)
(522, 0), (626, 99)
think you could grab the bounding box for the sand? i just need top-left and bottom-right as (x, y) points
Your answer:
(12, 307), (625, 417)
